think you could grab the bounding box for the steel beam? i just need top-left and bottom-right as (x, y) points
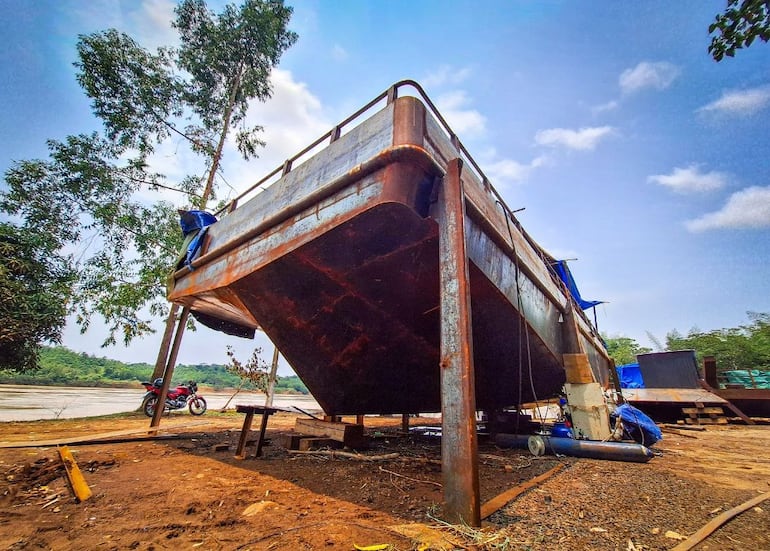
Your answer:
(436, 158), (480, 526)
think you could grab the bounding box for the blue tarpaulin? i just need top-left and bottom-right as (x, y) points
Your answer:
(616, 363), (645, 389)
(177, 210), (217, 271)
(552, 260), (603, 310)
(179, 210), (217, 236)
(612, 403), (662, 446)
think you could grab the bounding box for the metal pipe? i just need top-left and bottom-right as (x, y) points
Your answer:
(512, 434), (655, 463)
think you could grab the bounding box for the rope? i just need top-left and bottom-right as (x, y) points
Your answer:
(496, 200), (545, 433)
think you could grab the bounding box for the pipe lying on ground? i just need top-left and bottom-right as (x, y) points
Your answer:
(494, 433), (654, 463)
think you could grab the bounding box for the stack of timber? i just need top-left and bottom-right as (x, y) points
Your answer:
(680, 405), (728, 425)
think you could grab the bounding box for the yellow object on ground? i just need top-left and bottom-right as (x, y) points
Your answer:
(58, 445), (92, 502)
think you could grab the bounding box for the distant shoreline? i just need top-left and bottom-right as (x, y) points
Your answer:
(0, 380), (306, 394)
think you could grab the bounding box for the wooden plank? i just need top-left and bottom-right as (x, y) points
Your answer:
(563, 354), (594, 384)
(0, 421), (212, 449)
(682, 407), (723, 415)
(480, 464), (565, 519)
(59, 446), (92, 502)
(671, 491), (770, 551)
(685, 417), (727, 425)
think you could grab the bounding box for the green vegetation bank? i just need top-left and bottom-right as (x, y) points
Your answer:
(0, 345), (308, 393)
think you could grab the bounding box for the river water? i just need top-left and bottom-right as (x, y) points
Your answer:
(0, 384), (321, 422)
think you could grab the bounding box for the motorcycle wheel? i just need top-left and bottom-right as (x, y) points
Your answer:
(189, 396), (207, 416)
(142, 395), (158, 418)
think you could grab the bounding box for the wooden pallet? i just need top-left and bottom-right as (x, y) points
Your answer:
(681, 406), (728, 425)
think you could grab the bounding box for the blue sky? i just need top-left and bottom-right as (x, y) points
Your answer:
(1, 1), (769, 373)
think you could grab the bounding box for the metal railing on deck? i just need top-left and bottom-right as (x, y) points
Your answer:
(212, 79), (601, 337)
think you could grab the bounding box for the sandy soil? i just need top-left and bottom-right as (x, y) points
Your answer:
(0, 412), (768, 550)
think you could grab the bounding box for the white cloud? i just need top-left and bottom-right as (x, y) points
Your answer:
(648, 165), (727, 194)
(331, 44), (349, 61)
(435, 90), (486, 137)
(72, 0), (177, 49)
(222, 69), (332, 190)
(697, 86), (770, 116)
(422, 65), (473, 89)
(592, 100), (619, 115)
(485, 155), (547, 186)
(534, 126), (614, 151)
(132, 0), (177, 44)
(686, 186), (770, 232)
(619, 61), (680, 94)
(134, 69), (331, 206)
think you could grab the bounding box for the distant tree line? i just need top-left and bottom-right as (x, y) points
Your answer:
(0, 345), (308, 393)
(604, 312), (770, 373)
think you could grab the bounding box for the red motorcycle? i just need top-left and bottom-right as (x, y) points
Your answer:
(141, 378), (207, 417)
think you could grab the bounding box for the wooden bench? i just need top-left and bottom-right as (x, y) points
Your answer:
(234, 404), (282, 459)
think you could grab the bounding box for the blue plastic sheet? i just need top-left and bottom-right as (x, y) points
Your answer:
(613, 403), (662, 446)
(616, 363), (645, 389)
(179, 210), (217, 236)
(552, 260), (603, 310)
(177, 210), (217, 270)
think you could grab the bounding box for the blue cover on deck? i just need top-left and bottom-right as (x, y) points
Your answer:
(177, 210), (217, 270)
(552, 260), (602, 310)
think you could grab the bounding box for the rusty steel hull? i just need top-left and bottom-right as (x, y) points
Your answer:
(169, 95), (610, 415)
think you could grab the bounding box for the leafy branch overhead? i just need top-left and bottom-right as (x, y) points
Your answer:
(0, 0), (297, 364)
(709, 0), (770, 60)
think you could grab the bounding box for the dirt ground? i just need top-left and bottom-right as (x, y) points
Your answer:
(0, 412), (768, 550)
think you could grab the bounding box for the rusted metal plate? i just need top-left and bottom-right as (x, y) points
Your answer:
(168, 95), (608, 415)
(622, 388), (728, 404)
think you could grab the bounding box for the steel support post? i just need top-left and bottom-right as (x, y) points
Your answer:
(436, 158), (480, 526)
(149, 306), (191, 432)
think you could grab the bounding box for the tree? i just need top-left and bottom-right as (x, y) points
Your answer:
(0, 223), (74, 371)
(666, 312), (770, 372)
(709, 0), (770, 61)
(220, 346), (269, 410)
(1, 1), (297, 349)
(602, 335), (652, 366)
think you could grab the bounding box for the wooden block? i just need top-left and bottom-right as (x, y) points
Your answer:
(298, 437), (339, 451)
(562, 354), (594, 384)
(280, 433), (306, 450)
(294, 418), (364, 446)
